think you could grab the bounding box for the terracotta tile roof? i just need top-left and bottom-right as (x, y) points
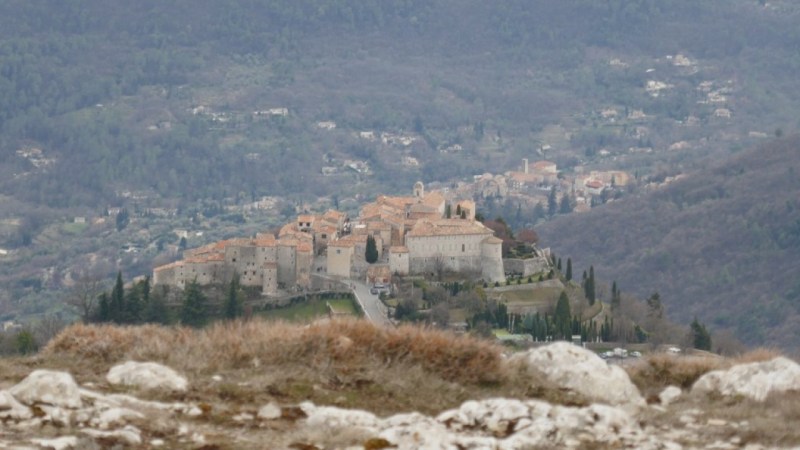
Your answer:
(390, 246), (409, 253)
(407, 219), (493, 237)
(297, 214), (316, 223)
(532, 160), (556, 170)
(323, 209), (346, 221)
(279, 223), (298, 236)
(421, 192), (445, 208)
(367, 221), (391, 231)
(154, 260), (184, 272)
(509, 172), (542, 183)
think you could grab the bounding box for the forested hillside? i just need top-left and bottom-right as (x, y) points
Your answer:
(537, 136), (800, 349)
(0, 0), (798, 207)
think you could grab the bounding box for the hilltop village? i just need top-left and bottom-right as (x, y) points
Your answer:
(153, 182), (513, 297)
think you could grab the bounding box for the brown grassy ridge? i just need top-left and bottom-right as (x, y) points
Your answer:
(38, 318), (521, 415)
(44, 318), (505, 384)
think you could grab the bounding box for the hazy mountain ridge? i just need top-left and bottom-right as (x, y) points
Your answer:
(538, 136), (800, 348)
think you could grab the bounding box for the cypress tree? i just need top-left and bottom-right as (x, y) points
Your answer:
(97, 292), (110, 322)
(125, 285), (142, 324)
(110, 271), (125, 323)
(587, 266), (596, 305)
(365, 235), (378, 263)
(224, 274), (243, 320)
(566, 258), (573, 281)
(611, 281), (621, 311)
(547, 186), (558, 217)
(557, 258), (562, 271)
(181, 279), (208, 328)
(554, 291), (572, 340)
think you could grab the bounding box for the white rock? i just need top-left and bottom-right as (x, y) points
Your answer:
(692, 357), (800, 401)
(92, 407), (145, 429)
(151, 438), (165, 447)
(186, 406), (203, 417)
(232, 412), (254, 422)
(659, 386), (682, 406)
(39, 405), (72, 426)
(82, 425), (142, 446)
(30, 436), (79, 450)
(257, 402), (282, 420)
(106, 361), (188, 392)
(304, 403), (379, 429)
(0, 390), (33, 420)
(511, 342), (646, 412)
(9, 370), (83, 409)
(191, 432), (206, 444)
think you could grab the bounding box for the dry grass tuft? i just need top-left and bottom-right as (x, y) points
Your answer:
(732, 347), (783, 365)
(626, 353), (725, 394)
(44, 318), (505, 385)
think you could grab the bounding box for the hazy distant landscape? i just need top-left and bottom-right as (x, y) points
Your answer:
(0, 0), (798, 349)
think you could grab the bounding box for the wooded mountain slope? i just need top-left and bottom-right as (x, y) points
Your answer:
(538, 136), (800, 349)
(1, 0), (799, 207)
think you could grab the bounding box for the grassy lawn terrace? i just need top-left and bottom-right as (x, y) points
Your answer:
(259, 297), (359, 322)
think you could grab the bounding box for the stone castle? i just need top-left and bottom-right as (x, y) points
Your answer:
(153, 182), (505, 294)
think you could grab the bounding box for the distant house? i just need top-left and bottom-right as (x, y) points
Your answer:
(585, 180), (604, 196)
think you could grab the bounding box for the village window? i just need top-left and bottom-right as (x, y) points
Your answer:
(462, 244), (465, 252)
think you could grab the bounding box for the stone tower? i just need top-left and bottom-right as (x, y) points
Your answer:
(413, 181), (425, 198)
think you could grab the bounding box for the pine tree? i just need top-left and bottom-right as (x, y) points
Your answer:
(566, 258), (573, 281)
(365, 235), (378, 263)
(144, 287), (170, 324)
(224, 274), (243, 320)
(691, 318), (712, 350)
(181, 279), (208, 328)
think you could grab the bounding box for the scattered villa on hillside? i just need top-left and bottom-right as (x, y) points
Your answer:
(153, 182), (507, 296)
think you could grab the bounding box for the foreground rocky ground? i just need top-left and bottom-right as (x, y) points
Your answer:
(1, 320), (799, 449)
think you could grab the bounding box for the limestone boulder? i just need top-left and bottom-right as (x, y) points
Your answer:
(0, 390), (33, 420)
(106, 361), (188, 392)
(9, 370), (83, 409)
(510, 342), (646, 412)
(659, 386), (682, 406)
(692, 357), (800, 401)
(257, 402), (282, 420)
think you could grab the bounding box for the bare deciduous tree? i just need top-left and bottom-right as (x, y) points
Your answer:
(66, 273), (106, 322)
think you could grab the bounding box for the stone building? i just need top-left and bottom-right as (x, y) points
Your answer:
(327, 182), (505, 283)
(154, 210), (346, 295)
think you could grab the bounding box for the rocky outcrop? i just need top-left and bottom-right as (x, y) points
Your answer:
(692, 357), (800, 401)
(106, 361), (189, 392)
(300, 397), (666, 449)
(9, 370), (83, 409)
(510, 342), (646, 412)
